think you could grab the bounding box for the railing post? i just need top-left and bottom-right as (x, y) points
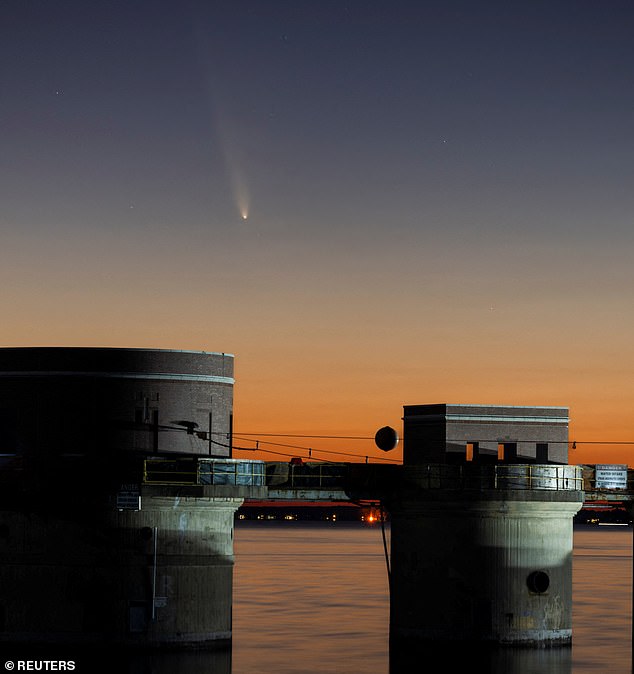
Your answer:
(151, 526), (158, 621)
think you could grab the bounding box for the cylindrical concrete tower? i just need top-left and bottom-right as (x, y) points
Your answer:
(387, 403), (584, 650)
(0, 347), (265, 649)
(0, 346), (235, 460)
(387, 464), (583, 646)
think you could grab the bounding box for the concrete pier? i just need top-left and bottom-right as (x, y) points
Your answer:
(387, 404), (584, 648)
(387, 464), (583, 646)
(110, 494), (243, 648)
(0, 491), (247, 648)
(0, 347), (265, 649)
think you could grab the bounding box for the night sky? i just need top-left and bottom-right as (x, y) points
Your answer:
(2, 1), (633, 464)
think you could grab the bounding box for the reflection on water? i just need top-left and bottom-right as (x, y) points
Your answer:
(390, 643), (573, 674)
(571, 525), (632, 673)
(117, 651), (232, 674)
(233, 522), (390, 674)
(232, 522), (632, 674)
(18, 644), (572, 674)
(7, 523), (628, 673)
(110, 651), (231, 674)
(1, 646), (232, 674)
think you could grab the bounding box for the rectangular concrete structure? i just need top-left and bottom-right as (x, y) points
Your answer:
(403, 404), (569, 465)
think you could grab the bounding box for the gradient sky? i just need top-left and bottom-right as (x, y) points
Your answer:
(2, 1), (633, 465)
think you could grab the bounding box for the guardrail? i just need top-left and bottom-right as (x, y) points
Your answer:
(141, 459), (584, 493)
(142, 458), (347, 490)
(402, 464), (583, 491)
(265, 462), (348, 490)
(143, 458), (266, 486)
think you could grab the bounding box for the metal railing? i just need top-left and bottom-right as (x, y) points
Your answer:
(143, 458), (266, 486)
(265, 462), (349, 490)
(142, 459), (583, 492)
(403, 463), (584, 492)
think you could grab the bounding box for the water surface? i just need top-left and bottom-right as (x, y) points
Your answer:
(231, 522), (633, 674)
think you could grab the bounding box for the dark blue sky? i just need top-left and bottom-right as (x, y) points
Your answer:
(3, 1), (633, 237)
(1, 1), (633, 458)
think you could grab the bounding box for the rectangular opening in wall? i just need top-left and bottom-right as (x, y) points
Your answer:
(536, 443), (549, 462)
(504, 443), (518, 462)
(477, 442), (497, 463)
(497, 443), (505, 461)
(466, 443), (475, 462)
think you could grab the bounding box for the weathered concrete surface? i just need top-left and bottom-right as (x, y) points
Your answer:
(0, 496), (243, 648)
(387, 488), (583, 646)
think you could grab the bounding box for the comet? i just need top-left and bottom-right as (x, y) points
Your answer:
(201, 83), (251, 221)
(235, 185), (249, 221)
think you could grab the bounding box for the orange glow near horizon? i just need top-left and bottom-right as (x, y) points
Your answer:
(4, 3), (634, 470)
(2, 214), (632, 473)
(3, 330), (632, 467)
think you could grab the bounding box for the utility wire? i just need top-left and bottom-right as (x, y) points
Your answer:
(152, 425), (634, 446)
(154, 423), (634, 463)
(235, 432), (376, 440)
(236, 435), (634, 446)
(231, 435), (401, 463)
(570, 441), (634, 445)
(234, 431), (634, 446)
(211, 437), (385, 463)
